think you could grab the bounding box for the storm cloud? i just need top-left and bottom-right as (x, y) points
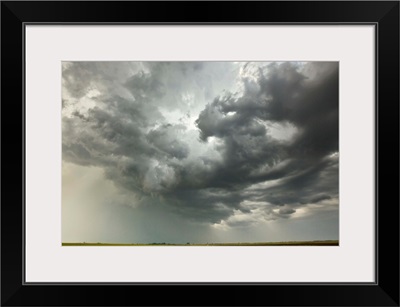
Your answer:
(62, 61), (338, 233)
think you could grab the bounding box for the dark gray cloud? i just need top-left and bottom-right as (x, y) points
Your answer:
(147, 124), (190, 160)
(279, 208), (296, 215)
(193, 62), (338, 213)
(62, 62), (338, 227)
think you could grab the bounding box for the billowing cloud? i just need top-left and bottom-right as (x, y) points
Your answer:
(62, 61), (338, 233)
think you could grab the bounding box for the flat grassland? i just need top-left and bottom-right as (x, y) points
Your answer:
(62, 240), (338, 246)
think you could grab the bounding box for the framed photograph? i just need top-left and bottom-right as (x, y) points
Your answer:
(1, 1), (399, 306)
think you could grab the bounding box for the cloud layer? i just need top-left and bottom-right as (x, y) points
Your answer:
(62, 62), (338, 229)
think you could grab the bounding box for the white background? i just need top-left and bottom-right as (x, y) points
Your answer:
(25, 25), (375, 283)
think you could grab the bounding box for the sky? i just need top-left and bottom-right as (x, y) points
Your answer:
(62, 61), (339, 244)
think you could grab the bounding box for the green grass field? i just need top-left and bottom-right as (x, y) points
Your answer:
(62, 240), (338, 246)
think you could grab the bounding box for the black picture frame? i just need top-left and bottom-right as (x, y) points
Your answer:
(1, 1), (399, 306)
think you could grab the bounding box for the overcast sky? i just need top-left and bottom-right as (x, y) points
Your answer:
(62, 61), (339, 244)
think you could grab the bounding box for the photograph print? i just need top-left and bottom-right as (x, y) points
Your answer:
(62, 61), (339, 246)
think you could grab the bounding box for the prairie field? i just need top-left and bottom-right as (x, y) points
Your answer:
(62, 240), (339, 247)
